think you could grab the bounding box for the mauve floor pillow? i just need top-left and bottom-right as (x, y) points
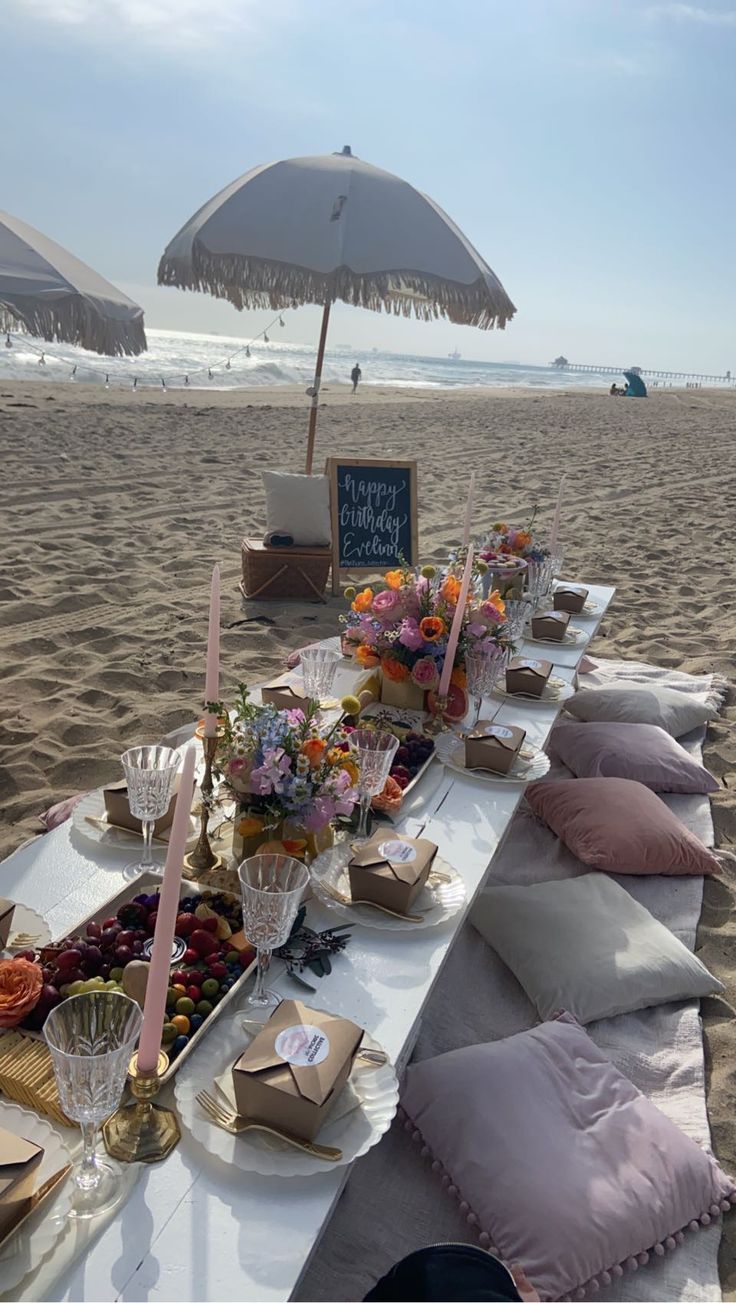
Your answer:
(471, 874), (723, 1023)
(549, 720), (719, 794)
(400, 1014), (736, 1302)
(564, 681), (715, 737)
(525, 777), (720, 876)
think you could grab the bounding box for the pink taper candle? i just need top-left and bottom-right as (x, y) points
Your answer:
(439, 544), (474, 698)
(462, 472), (476, 548)
(550, 476), (565, 553)
(137, 745), (196, 1073)
(203, 563), (220, 738)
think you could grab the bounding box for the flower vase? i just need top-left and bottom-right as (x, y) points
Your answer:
(379, 672), (427, 713)
(283, 819), (336, 864)
(231, 813), (283, 866)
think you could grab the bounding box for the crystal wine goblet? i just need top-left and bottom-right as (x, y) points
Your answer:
(44, 991), (143, 1219)
(525, 557), (555, 607)
(120, 744), (180, 880)
(350, 728), (399, 839)
(465, 645), (506, 726)
(503, 599), (531, 643)
(238, 853), (309, 1010)
(300, 647), (341, 708)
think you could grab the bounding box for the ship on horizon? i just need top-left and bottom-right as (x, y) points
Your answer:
(448, 349), (461, 360)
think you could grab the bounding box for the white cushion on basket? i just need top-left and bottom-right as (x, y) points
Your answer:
(471, 873), (723, 1023)
(263, 472), (332, 547)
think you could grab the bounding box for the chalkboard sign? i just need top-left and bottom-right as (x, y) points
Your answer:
(326, 458), (418, 593)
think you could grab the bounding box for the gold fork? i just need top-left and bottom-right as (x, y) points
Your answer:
(195, 1090), (343, 1161)
(319, 881), (424, 922)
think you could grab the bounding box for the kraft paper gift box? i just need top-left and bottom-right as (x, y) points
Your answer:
(530, 609), (571, 641)
(465, 721), (527, 775)
(232, 999), (363, 1141)
(553, 585), (589, 614)
(0, 1125), (44, 1239)
(505, 656), (553, 698)
(348, 833), (437, 913)
(103, 771), (194, 838)
(260, 679), (314, 713)
(0, 899), (15, 950)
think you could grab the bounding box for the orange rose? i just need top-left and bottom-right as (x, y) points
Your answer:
(0, 958), (43, 1029)
(351, 588), (374, 613)
(440, 575), (461, 604)
(419, 616), (446, 642)
(355, 644), (380, 669)
(384, 570), (403, 590)
(515, 531), (532, 551)
(381, 654), (409, 682)
(301, 737), (327, 768)
(337, 757), (360, 785)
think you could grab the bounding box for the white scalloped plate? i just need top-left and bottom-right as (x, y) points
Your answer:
(435, 733), (551, 784)
(491, 676), (575, 706)
(525, 626), (589, 647)
(71, 788), (197, 853)
(3, 903), (51, 955)
(174, 1013), (398, 1178)
(310, 847), (466, 931)
(0, 1100), (73, 1293)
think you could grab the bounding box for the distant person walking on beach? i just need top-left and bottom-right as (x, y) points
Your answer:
(351, 363), (362, 393)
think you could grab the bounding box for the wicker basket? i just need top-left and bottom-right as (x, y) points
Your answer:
(240, 538), (332, 603)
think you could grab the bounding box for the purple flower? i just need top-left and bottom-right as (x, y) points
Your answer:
(398, 617), (424, 651)
(467, 620), (487, 639)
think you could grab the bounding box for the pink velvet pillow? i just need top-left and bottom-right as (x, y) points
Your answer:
(525, 777), (720, 875)
(400, 1014), (735, 1302)
(549, 721), (719, 794)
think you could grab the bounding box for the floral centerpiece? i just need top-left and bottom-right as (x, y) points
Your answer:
(216, 685), (361, 863)
(478, 513), (549, 597)
(340, 563), (510, 714)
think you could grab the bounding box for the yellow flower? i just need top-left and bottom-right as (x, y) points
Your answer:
(343, 585), (356, 601)
(340, 694), (361, 716)
(337, 758), (359, 785)
(420, 565), (437, 579)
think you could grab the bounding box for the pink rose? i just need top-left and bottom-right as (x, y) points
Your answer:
(411, 655), (439, 688)
(227, 756), (253, 795)
(398, 618), (424, 651)
(372, 590), (400, 620)
(480, 601), (504, 624)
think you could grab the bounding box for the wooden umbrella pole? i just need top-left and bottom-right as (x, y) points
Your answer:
(305, 300), (332, 475)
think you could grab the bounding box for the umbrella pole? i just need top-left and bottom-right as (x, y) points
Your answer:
(305, 300), (331, 475)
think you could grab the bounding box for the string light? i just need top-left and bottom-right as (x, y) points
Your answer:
(1, 310), (288, 388)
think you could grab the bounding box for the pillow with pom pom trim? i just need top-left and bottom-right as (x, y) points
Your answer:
(400, 1013), (735, 1302)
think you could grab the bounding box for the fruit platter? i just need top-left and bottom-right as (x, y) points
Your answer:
(0, 875), (256, 1084)
(356, 705), (436, 803)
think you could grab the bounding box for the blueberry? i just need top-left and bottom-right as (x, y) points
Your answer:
(189, 1014), (203, 1032)
(173, 1034), (189, 1054)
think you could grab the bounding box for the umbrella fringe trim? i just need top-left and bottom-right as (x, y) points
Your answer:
(157, 250), (516, 330)
(0, 299), (147, 357)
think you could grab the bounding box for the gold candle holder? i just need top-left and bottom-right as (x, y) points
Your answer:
(183, 729), (225, 879)
(103, 1051), (181, 1164)
(425, 694), (450, 735)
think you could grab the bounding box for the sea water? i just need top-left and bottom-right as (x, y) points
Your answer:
(0, 327), (615, 392)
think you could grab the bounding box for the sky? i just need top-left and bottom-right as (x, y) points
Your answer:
(1, 0), (735, 373)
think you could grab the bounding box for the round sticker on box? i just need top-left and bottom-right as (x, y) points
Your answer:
(520, 659), (543, 670)
(483, 724), (514, 740)
(378, 839), (417, 863)
(275, 1024), (330, 1067)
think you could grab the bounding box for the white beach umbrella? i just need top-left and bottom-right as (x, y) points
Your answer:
(0, 209), (146, 357)
(158, 147), (515, 471)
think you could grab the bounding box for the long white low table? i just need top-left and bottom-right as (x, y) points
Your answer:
(1, 583), (614, 1302)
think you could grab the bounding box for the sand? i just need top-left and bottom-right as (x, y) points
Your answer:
(0, 378), (735, 1292)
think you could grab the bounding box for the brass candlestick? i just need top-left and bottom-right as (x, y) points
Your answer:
(425, 694), (450, 735)
(103, 1051), (181, 1164)
(183, 729), (225, 879)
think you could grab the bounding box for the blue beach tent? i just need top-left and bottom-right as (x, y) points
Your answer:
(624, 370), (647, 397)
